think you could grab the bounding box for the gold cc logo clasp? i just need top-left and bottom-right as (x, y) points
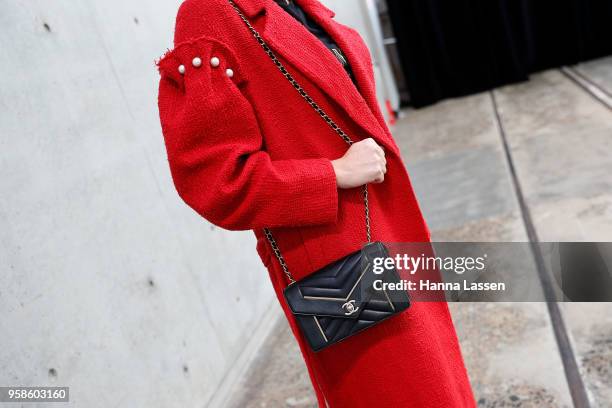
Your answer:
(342, 300), (359, 316)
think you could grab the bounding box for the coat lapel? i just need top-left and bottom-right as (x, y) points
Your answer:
(232, 0), (397, 154)
(308, 4), (393, 140)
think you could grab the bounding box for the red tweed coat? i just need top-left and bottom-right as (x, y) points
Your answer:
(157, 0), (475, 406)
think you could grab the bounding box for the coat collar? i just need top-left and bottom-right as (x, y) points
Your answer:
(231, 0), (396, 153)
(232, 0), (267, 18)
(232, 0), (335, 18)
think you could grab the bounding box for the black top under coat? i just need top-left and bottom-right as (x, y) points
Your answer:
(273, 0), (356, 83)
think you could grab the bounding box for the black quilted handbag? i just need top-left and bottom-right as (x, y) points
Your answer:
(230, 0), (411, 351)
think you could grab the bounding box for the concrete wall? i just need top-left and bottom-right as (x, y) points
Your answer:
(0, 1), (276, 407)
(0, 1), (393, 407)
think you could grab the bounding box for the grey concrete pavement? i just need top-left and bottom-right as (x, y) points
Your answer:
(396, 92), (522, 236)
(228, 57), (612, 407)
(399, 90), (571, 407)
(575, 56), (612, 96)
(494, 67), (612, 407)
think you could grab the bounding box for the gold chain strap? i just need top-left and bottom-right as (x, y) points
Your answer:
(229, 0), (371, 284)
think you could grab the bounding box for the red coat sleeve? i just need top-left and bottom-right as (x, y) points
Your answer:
(157, 36), (338, 230)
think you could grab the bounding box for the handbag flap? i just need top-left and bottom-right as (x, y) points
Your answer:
(283, 243), (392, 319)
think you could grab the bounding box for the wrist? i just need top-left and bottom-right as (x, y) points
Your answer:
(331, 159), (346, 188)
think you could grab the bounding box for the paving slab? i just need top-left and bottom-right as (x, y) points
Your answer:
(395, 93), (520, 232)
(560, 303), (612, 405)
(395, 93), (502, 162)
(449, 303), (572, 408)
(574, 56), (612, 95)
(430, 213), (526, 242)
(405, 145), (519, 232)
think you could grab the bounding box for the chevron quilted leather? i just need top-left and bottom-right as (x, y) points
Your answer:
(284, 242), (410, 351)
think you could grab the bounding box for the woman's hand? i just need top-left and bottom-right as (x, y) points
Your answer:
(331, 138), (387, 189)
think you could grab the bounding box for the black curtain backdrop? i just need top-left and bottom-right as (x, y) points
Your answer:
(386, 0), (612, 107)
